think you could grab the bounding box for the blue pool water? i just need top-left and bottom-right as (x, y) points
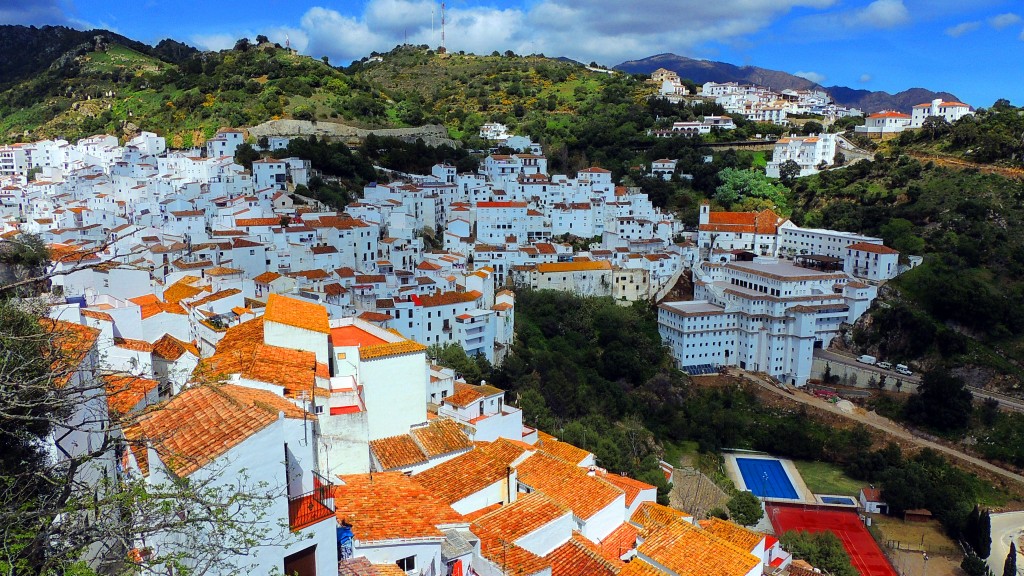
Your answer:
(735, 457), (799, 499)
(821, 496), (857, 505)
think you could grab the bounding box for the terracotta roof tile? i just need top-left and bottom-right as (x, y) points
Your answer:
(535, 431), (592, 466)
(548, 532), (623, 576)
(253, 271), (282, 284)
(597, 472), (655, 507)
(535, 261), (611, 273)
(472, 492), (570, 544)
(104, 375), (159, 415)
(80, 308), (114, 322)
(411, 418), (473, 458)
(847, 241), (899, 255)
(359, 339), (428, 360)
(417, 290), (482, 308)
(597, 522), (639, 562)
(617, 558), (664, 576)
(637, 519), (759, 576)
(333, 472), (464, 542)
(124, 384), (308, 477)
(114, 337), (154, 352)
(264, 294), (330, 334)
(516, 452), (624, 521)
(413, 438), (530, 507)
(163, 279), (204, 304)
(444, 382), (504, 409)
(151, 333), (200, 361)
(698, 517), (765, 552)
(370, 434), (428, 470)
(630, 502), (692, 539)
(43, 319), (100, 388)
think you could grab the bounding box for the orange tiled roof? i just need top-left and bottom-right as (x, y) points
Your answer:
(444, 382), (504, 409)
(698, 517), (765, 552)
(630, 502), (692, 539)
(152, 333), (200, 361)
(333, 472), (464, 542)
(516, 452), (624, 521)
(253, 271), (282, 284)
(598, 472), (655, 507)
(189, 288), (241, 308)
(80, 308), (114, 322)
(163, 279), (203, 304)
(618, 558), (664, 576)
(413, 447), (507, 505)
(536, 430), (592, 466)
(43, 319), (100, 388)
(472, 491), (570, 544)
(535, 261), (611, 273)
(338, 557), (408, 576)
(129, 294), (186, 319)
(637, 519), (760, 576)
(847, 241), (899, 255)
(104, 374), (159, 415)
(418, 290), (483, 307)
(124, 384), (309, 477)
(359, 339), (428, 360)
(478, 535), (549, 576)
(370, 434), (428, 470)
(548, 532), (623, 576)
(264, 293), (329, 334)
(411, 418), (473, 458)
(114, 337), (154, 352)
(597, 522), (639, 562)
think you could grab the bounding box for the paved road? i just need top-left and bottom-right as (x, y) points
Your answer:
(989, 511), (1024, 576)
(815, 349), (1024, 413)
(738, 372), (1024, 488)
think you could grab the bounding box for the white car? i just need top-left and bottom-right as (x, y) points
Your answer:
(895, 364), (913, 376)
(876, 361), (892, 370)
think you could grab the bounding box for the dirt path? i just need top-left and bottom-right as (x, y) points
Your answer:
(906, 151), (1024, 180)
(739, 373), (1024, 488)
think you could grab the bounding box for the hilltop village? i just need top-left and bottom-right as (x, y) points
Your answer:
(0, 110), (913, 576)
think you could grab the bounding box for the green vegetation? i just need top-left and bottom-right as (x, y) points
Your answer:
(792, 460), (864, 497)
(725, 491), (763, 526)
(779, 530), (858, 576)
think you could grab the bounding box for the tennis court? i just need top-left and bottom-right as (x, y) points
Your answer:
(767, 504), (897, 576)
(735, 457), (799, 499)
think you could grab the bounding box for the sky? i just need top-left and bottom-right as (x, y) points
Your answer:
(2, 0), (1023, 107)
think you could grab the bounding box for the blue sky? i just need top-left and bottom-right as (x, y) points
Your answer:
(3, 0), (1023, 107)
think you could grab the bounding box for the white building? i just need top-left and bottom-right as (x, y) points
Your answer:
(205, 129), (244, 159)
(855, 111), (912, 136)
(765, 133), (837, 178)
(909, 99), (973, 128)
(659, 257), (877, 385)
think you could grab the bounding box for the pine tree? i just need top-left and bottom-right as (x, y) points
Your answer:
(980, 509), (992, 559)
(966, 505), (981, 555)
(1004, 542), (1017, 576)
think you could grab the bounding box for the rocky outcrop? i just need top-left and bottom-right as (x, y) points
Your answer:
(247, 120), (459, 148)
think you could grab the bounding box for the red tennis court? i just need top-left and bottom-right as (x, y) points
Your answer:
(767, 504), (897, 576)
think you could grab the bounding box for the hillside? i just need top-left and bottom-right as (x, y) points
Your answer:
(614, 53), (958, 113)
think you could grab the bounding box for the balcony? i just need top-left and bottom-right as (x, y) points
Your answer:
(288, 472), (335, 531)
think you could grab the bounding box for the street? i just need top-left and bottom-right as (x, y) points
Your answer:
(989, 511), (1024, 576)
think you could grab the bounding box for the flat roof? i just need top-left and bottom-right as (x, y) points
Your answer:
(331, 325), (388, 348)
(726, 259), (846, 280)
(660, 300), (726, 316)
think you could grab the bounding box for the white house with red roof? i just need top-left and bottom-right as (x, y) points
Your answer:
(910, 98), (973, 128)
(856, 111), (912, 135)
(846, 241), (900, 281)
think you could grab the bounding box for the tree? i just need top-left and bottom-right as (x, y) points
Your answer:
(779, 160), (802, 187)
(233, 37), (251, 52)
(0, 236), (294, 575)
(962, 554), (989, 576)
(922, 115), (951, 140)
(780, 530), (858, 576)
(802, 121), (824, 135)
(255, 34), (269, 44)
(233, 142), (261, 170)
(1005, 542), (1017, 576)
(979, 508), (992, 559)
(726, 491), (764, 526)
(904, 369), (973, 432)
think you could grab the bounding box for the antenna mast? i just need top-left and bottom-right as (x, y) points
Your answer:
(441, 2), (446, 52)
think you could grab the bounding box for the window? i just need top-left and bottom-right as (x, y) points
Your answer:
(396, 556), (416, 571)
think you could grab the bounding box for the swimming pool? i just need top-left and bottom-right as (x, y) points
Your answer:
(735, 457), (799, 499)
(820, 495), (857, 505)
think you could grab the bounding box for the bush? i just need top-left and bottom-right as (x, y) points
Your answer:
(780, 530), (858, 576)
(726, 491), (764, 526)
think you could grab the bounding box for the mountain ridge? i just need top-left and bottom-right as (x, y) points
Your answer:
(614, 53), (961, 113)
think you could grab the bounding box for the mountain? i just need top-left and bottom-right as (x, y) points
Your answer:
(0, 25), (195, 89)
(614, 53), (959, 113)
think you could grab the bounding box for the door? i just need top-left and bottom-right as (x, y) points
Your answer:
(283, 545), (316, 576)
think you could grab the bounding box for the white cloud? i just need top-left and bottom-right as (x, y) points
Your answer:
(794, 71), (826, 84)
(189, 33), (238, 52)
(256, 0), (844, 67)
(990, 13), (1021, 29)
(796, 0), (910, 33)
(0, 0), (107, 30)
(859, 73), (872, 83)
(855, 0), (911, 27)
(945, 21), (981, 37)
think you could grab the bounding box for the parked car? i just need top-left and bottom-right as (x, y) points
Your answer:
(876, 361), (892, 370)
(857, 355), (877, 365)
(895, 364), (913, 376)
